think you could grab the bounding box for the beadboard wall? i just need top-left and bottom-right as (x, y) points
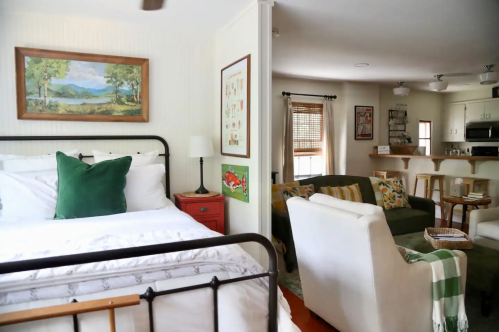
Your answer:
(0, 12), (218, 195)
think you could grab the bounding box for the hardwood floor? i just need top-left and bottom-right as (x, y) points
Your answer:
(435, 218), (469, 233)
(281, 285), (339, 332)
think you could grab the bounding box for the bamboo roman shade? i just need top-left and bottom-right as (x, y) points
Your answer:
(292, 102), (324, 157)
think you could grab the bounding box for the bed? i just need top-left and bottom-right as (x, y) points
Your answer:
(0, 135), (300, 332)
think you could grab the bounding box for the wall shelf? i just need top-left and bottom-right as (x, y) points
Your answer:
(369, 154), (499, 174)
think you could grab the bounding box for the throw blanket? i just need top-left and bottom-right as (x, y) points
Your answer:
(407, 250), (468, 332)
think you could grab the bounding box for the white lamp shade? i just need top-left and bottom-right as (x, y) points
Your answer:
(429, 80), (448, 92)
(393, 86), (410, 96)
(189, 136), (214, 158)
(478, 71), (499, 85)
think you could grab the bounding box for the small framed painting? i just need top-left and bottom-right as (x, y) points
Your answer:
(355, 105), (373, 140)
(220, 55), (251, 158)
(221, 164), (249, 203)
(15, 47), (149, 122)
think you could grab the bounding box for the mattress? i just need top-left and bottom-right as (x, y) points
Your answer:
(0, 206), (300, 331)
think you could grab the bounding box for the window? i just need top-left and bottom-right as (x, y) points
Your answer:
(419, 121), (431, 156)
(292, 102), (323, 179)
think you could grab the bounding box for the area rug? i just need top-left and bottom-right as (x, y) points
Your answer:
(279, 269), (498, 332)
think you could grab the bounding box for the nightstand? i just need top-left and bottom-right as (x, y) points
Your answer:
(174, 194), (225, 234)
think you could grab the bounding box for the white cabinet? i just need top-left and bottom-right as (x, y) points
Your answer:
(465, 100), (499, 122)
(442, 104), (465, 142)
(465, 102), (485, 122)
(485, 100), (499, 121)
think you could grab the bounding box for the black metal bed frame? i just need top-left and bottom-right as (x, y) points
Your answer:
(0, 135), (278, 332)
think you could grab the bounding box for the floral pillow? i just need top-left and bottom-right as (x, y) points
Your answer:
(281, 184), (315, 209)
(378, 178), (411, 210)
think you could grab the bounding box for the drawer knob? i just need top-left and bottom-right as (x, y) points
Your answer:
(199, 207), (209, 212)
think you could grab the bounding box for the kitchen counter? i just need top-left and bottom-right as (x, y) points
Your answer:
(369, 154), (499, 174)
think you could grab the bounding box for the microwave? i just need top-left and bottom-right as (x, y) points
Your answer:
(465, 121), (499, 142)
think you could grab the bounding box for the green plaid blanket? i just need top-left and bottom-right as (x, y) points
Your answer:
(406, 249), (468, 332)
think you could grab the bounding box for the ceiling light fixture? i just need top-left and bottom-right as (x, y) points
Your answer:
(478, 64), (498, 85)
(429, 74), (448, 92)
(272, 28), (280, 37)
(354, 63), (369, 67)
(393, 82), (410, 96)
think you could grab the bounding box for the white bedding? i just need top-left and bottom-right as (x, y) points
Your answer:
(0, 206), (300, 331)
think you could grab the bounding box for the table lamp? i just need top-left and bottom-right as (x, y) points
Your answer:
(189, 135), (214, 194)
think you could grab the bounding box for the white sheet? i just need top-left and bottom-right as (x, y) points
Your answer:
(0, 206), (300, 331)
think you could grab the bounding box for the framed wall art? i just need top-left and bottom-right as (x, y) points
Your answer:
(220, 54), (250, 158)
(354, 105), (373, 140)
(221, 164), (249, 203)
(15, 47), (149, 122)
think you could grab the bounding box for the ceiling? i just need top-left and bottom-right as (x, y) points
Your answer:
(273, 0), (499, 92)
(0, 0), (254, 35)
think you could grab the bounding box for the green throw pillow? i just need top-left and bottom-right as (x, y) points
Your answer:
(54, 151), (132, 219)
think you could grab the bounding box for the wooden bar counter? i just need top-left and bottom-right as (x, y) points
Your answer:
(369, 154), (499, 174)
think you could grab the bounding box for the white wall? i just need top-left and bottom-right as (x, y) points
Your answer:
(343, 82), (380, 176)
(0, 12), (217, 195)
(214, 4), (261, 259)
(272, 77), (343, 182)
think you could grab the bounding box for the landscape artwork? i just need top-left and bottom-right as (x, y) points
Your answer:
(16, 47), (149, 122)
(220, 55), (251, 158)
(221, 164), (249, 203)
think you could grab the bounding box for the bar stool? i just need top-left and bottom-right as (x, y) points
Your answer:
(413, 174), (445, 219)
(373, 171), (401, 179)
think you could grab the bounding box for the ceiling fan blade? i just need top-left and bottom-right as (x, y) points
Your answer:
(440, 72), (474, 78)
(142, 0), (165, 11)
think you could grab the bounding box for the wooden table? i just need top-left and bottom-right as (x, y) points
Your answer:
(443, 196), (492, 231)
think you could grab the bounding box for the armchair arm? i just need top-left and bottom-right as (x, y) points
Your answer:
(408, 195), (435, 216)
(469, 207), (499, 240)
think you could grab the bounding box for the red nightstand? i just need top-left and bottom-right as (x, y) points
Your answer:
(174, 194), (225, 234)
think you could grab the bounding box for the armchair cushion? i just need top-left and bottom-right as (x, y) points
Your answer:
(310, 193), (383, 217)
(385, 208), (432, 236)
(477, 221), (499, 242)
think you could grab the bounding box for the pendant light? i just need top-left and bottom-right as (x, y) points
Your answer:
(393, 82), (410, 96)
(478, 64), (498, 85)
(429, 74), (448, 92)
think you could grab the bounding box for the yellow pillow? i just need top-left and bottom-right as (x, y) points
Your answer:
(271, 181), (299, 212)
(369, 177), (398, 208)
(378, 178), (411, 210)
(320, 183), (363, 202)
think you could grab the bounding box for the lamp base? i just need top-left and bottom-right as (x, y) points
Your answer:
(195, 185), (209, 195)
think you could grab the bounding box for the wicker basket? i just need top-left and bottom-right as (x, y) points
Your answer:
(424, 227), (473, 250)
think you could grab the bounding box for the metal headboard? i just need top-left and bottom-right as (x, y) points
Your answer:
(0, 135), (171, 198)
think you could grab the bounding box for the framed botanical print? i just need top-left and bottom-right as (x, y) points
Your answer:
(354, 105), (373, 140)
(15, 47), (149, 122)
(220, 54), (251, 158)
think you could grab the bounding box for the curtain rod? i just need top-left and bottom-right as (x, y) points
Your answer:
(282, 91), (337, 100)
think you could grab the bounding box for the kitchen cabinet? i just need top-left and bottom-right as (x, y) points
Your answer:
(465, 100), (499, 122)
(442, 104), (465, 142)
(485, 100), (499, 121)
(465, 102), (485, 123)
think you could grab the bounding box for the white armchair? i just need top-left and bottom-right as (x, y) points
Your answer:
(470, 207), (499, 250)
(286, 194), (467, 332)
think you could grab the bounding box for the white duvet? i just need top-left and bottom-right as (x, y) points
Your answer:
(0, 206), (300, 332)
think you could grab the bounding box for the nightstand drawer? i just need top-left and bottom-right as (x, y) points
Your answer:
(185, 202), (221, 217)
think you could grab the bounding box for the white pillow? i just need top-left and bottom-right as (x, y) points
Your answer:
(309, 193), (385, 218)
(125, 164), (169, 212)
(93, 150), (159, 167)
(0, 150), (79, 172)
(0, 171), (58, 220)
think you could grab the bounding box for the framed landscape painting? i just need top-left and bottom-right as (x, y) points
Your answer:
(15, 47), (149, 122)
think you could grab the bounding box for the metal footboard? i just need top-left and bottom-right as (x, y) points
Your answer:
(0, 233), (279, 332)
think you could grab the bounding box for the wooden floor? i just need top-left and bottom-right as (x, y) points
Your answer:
(281, 285), (339, 332)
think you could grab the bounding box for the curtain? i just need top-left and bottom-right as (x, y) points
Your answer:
(283, 97), (295, 183)
(323, 99), (335, 175)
